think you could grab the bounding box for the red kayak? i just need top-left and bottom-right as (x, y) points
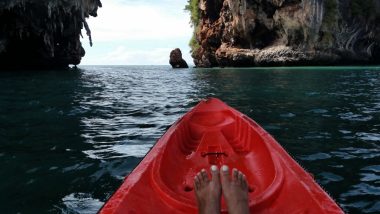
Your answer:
(100, 98), (343, 213)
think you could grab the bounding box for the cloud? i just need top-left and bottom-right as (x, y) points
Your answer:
(103, 46), (172, 65)
(81, 0), (193, 65)
(86, 0), (192, 42)
(82, 46), (187, 65)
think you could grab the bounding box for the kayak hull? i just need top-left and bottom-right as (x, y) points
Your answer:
(100, 98), (343, 214)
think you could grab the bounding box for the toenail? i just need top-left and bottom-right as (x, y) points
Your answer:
(211, 165), (218, 171)
(222, 165), (229, 172)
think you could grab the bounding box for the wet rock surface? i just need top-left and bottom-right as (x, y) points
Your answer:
(0, 0), (102, 69)
(190, 0), (380, 67)
(169, 48), (189, 68)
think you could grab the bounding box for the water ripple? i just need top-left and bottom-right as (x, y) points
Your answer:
(1, 66), (379, 213)
(300, 152), (332, 161)
(59, 193), (103, 214)
(318, 172), (344, 185)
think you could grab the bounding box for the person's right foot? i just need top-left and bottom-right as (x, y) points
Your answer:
(220, 165), (249, 214)
(194, 165), (221, 214)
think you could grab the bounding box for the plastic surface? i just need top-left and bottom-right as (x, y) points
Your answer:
(99, 98), (344, 214)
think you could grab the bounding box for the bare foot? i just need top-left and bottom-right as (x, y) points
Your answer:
(220, 165), (249, 214)
(194, 165), (222, 214)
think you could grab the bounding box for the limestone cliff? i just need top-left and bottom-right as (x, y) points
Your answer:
(187, 0), (380, 67)
(0, 0), (102, 69)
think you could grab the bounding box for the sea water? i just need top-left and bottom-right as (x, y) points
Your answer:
(0, 65), (379, 213)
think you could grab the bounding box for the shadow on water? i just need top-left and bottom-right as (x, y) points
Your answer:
(0, 66), (379, 213)
(0, 69), (137, 213)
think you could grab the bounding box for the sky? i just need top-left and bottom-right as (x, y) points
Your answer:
(80, 0), (194, 65)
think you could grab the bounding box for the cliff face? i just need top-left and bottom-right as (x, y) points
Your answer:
(0, 0), (101, 69)
(189, 0), (380, 67)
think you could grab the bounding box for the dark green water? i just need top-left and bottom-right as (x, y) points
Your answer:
(0, 66), (379, 213)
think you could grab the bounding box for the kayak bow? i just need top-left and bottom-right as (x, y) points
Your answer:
(100, 98), (343, 214)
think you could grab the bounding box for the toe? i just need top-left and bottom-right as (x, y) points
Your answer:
(210, 165), (220, 183)
(242, 174), (248, 189)
(201, 169), (209, 182)
(238, 171), (244, 186)
(233, 168), (239, 182)
(220, 165), (230, 184)
(194, 176), (200, 190)
(197, 172), (204, 187)
(237, 171), (248, 189)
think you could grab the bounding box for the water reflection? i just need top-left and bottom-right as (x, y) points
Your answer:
(77, 66), (200, 160)
(0, 70), (105, 213)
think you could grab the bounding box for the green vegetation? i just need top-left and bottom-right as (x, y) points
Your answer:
(189, 31), (200, 56)
(351, 0), (375, 18)
(185, 0), (201, 54)
(320, 0), (339, 47)
(185, 0), (200, 27)
(322, 0), (339, 29)
(320, 31), (334, 48)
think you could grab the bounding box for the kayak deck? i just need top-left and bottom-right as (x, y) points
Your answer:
(100, 98), (343, 213)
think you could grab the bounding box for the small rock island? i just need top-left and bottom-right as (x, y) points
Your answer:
(0, 0), (102, 69)
(169, 48), (189, 68)
(186, 0), (380, 67)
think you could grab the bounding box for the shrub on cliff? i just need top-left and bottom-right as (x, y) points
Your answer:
(185, 0), (200, 54)
(185, 0), (200, 27)
(323, 0), (339, 29)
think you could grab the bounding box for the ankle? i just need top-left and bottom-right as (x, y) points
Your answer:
(228, 206), (249, 214)
(198, 202), (220, 214)
(226, 199), (249, 214)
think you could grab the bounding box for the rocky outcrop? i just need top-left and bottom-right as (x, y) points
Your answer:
(169, 48), (189, 68)
(189, 0), (380, 67)
(0, 0), (102, 69)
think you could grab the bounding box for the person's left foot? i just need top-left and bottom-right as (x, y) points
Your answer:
(194, 166), (222, 214)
